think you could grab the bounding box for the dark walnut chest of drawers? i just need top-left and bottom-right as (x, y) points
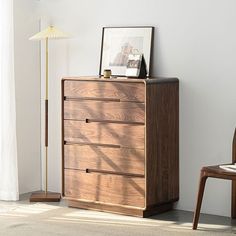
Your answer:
(62, 76), (179, 217)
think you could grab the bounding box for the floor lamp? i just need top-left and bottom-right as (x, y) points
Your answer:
(29, 26), (69, 202)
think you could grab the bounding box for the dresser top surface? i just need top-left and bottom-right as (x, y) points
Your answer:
(62, 76), (178, 84)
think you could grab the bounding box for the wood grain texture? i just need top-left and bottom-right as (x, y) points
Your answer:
(64, 169), (145, 207)
(64, 144), (145, 175)
(201, 165), (236, 179)
(67, 199), (173, 217)
(62, 76), (178, 85)
(45, 100), (48, 147)
(61, 77), (179, 217)
(30, 192), (61, 202)
(64, 80), (145, 102)
(61, 80), (65, 195)
(64, 100), (145, 123)
(146, 81), (179, 206)
(64, 120), (145, 149)
(68, 199), (145, 217)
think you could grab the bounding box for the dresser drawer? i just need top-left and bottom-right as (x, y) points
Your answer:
(64, 169), (145, 207)
(64, 120), (145, 149)
(64, 100), (145, 124)
(64, 81), (145, 102)
(64, 145), (145, 175)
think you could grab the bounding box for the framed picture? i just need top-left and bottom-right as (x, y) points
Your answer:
(99, 26), (154, 77)
(126, 53), (143, 77)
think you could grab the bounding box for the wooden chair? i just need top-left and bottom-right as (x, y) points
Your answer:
(192, 129), (236, 230)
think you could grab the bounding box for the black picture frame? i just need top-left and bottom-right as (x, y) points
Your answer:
(99, 26), (154, 77)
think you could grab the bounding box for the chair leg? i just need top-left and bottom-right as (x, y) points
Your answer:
(232, 180), (236, 218)
(192, 171), (208, 230)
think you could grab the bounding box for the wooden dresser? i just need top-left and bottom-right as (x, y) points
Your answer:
(61, 76), (179, 217)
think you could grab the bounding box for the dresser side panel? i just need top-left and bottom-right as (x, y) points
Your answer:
(146, 82), (179, 206)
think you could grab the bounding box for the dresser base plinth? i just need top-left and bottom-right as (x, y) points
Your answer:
(67, 199), (174, 217)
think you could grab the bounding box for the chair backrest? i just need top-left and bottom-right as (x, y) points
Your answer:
(233, 128), (236, 163)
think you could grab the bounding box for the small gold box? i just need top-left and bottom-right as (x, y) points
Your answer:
(103, 69), (112, 78)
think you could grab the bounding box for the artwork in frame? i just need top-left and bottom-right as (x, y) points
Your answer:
(99, 26), (154, 77)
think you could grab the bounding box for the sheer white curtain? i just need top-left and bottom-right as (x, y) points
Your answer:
(0, 0), (19, 200)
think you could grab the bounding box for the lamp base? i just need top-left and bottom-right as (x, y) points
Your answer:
(30, 191), (61, 202)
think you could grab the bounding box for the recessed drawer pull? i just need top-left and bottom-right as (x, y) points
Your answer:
(85, 118), (144, 125)
(64, 119), (144, 149)
(64, 141), (121, 149)
(65, 96), (121, 102)
(83, 168), (144, 178)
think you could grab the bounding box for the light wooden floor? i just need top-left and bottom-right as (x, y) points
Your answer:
(0, 192), (235, 235)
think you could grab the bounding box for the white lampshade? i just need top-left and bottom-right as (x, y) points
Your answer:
(29, 26), (69, 40)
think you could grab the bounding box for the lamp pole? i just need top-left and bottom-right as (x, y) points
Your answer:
(29, 26), (69, 202)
